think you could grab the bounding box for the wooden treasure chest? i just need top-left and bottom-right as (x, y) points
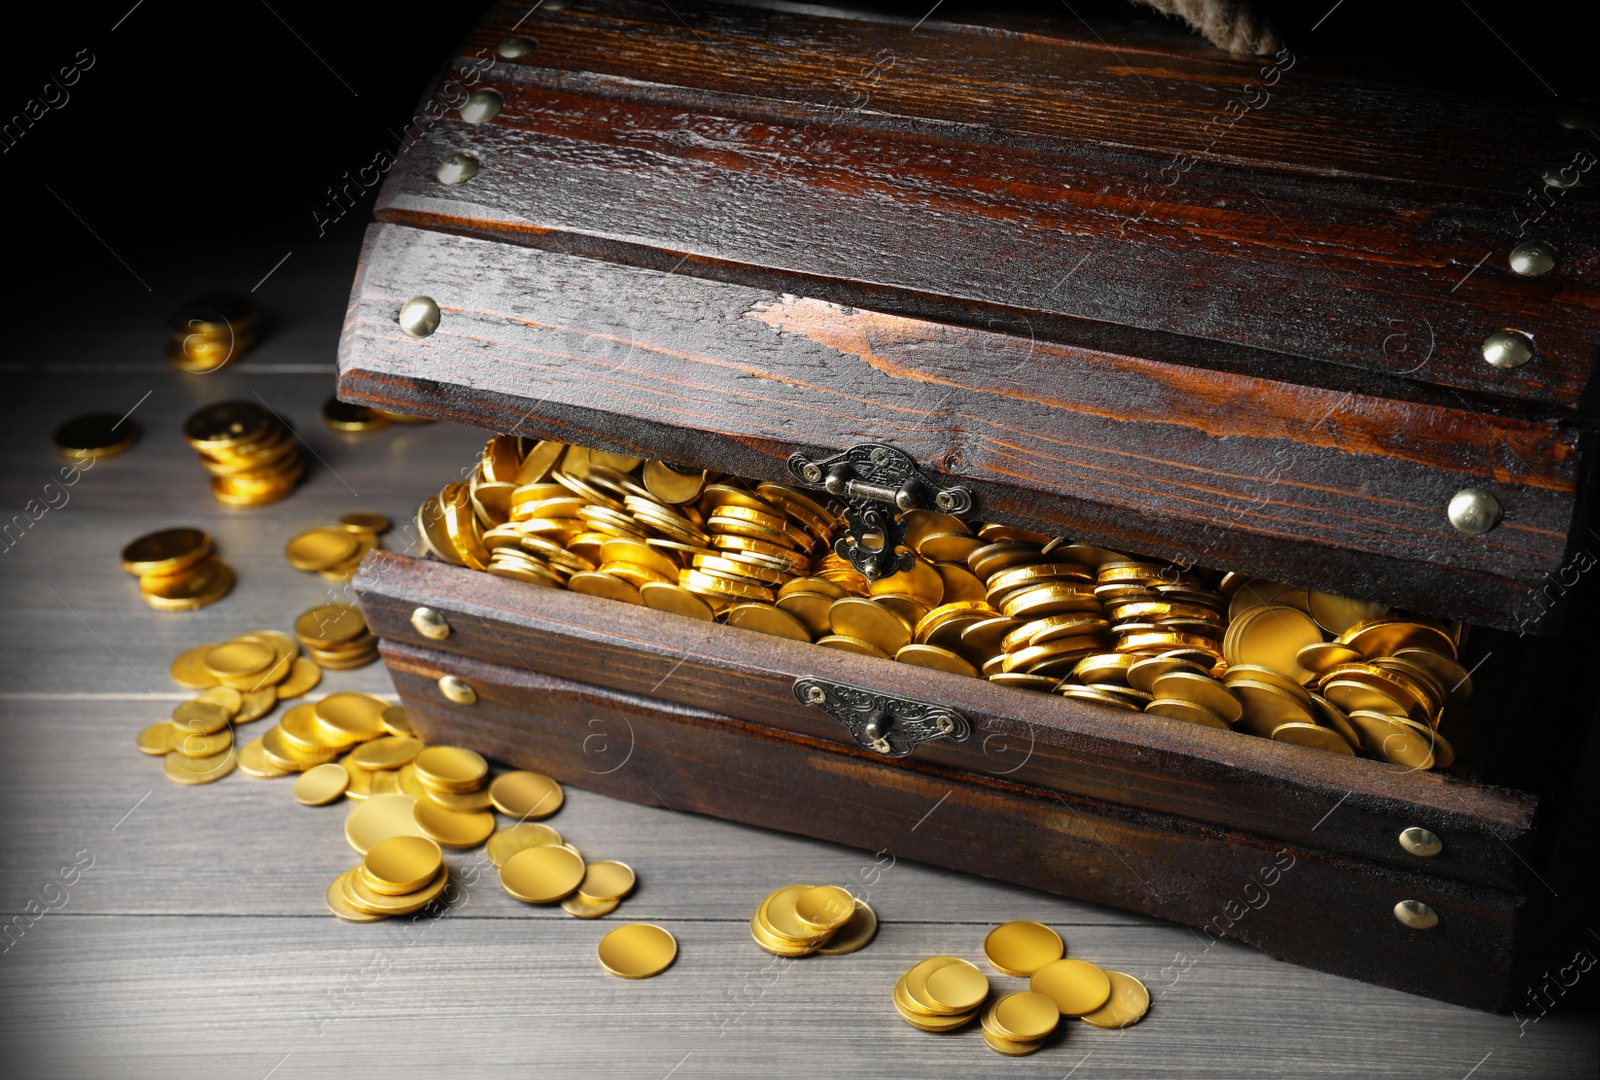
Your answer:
(336, 0), (1599, 1010)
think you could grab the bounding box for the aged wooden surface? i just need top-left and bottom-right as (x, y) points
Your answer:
(1, 134), (1593, 1080)
(374, 0), (1600, 410)
(339, 223), (1586, 633)
(356, 550), (1537, 891)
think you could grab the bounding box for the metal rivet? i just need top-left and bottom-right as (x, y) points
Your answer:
(496, 37), (537, 58)
(807, 686), (827, 704)
(801, 463), (823, 484)
(1541, 164), (1584, 190)
(436, 151), (480, 186)
(1557, 106), (1597, 130)
(871, 738), (891, 754)
(1508, 240), (1556, 277)
(459, 89), (503, 124)
(1448, 489), (1502, 536)
(934, 491), (956, 511)
(1398, 826), (1443, 858)
(437, 675), (477, 705)
(870, 448), (888, 465)
(1482, 328), (1533, 369)
(935, 715), (955, 734)
(398, 296), (441, 339)
(410, 606), (451, 641)
(1393, 899), (1439, 930)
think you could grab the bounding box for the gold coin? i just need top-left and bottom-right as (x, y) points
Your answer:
(816, 899), (878, 955)
(597, 923), (677, 979)
(260, 726), (336, 771)
(194, 686), (242, 716)
(237, 737), (292, 778)
(991, 991), (1060, 1041)
(726, 603), (812, 641)
(894, 980), (978, 1031)
(169, 643), (223, 689)
(1225, 604), (1323, 683)
(894, 644), (978, 677)
(140, 557), (234, 609)
(284, 528), (359, 571)
(488, 770), (563, 818)
(361, 835), (444, 894)
(1149, 671), (1242, 724)
(642, 459), (706, 503)
(279, 703), (338, 752)
(315, 692), (390, 742)
(413, 801), (496, 848)
(346, 866), (448, 915)
(1341, 618), (1457, 661)
(1030, 957), (1112, 1015)
(55, 412), (139, 459)
(638, 582), (716, 621)
(171, 701), (230, 735)
(924, 958), (990, 1013)
(274, 658), (321, 700)
(1297, 641), (1364, 675)
(562, 892), (622, 919)
(340, 511), (392, 534)
(485, 823), (563, 867)
(294, 603), (368, 648)
(326, 870), (387, 922)
(1228, 679), (1316, 737)
(792, 885), (855, 932)
(294, 762), (352, 805)
(168, 726), (233, 758)
(981, 1028), (1042, 1055)
(344, 793), (430, 855)
(681, 568), (774, 603)
(1144, 698), (1230, 729)
(1271, 721), (1356, 755)
(203, 641), (274, 683)
(1346, 710), (1444, 769)
(984, 920), (1063, 976)
(122, 528), (211, 577)
(350, 736), (422, 771)
(904, 956), (966, 1013)
(828, 597), (912, 654)
(1079, 970), (1151, 1028)
(380, 706), (414, 736)
(163, 747), (237, 785)
(566, 570), (644, 604)
(136, 722), (173, 755)
(500, 843), (586, 903)
(751, 908), (818, 957)
(579, 860), (637, 902)
(815, 634), (889, 657)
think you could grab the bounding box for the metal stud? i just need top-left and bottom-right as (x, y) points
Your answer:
(1393, 899), (1439, 930)
(438, 675), (478, 705)
(398, 296), (441, 339)
(1482, 328), (1533, 369)
(1398, 826), (1443, 858)
(460, 89), (503, 124)
(1447, 489), (1502, 536)
(436, 151), (480, 186)
(496, 37), (537, 58)
(1508, 240), (1556, 277)
(410, 606), (451, 641)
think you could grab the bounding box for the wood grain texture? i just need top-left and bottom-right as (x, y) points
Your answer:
(338, 223), (1587, 632)
(371, 0), (1600, 410)
(354, 551), (1537, 891)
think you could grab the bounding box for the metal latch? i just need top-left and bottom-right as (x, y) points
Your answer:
(786, 444), (973, 580)
(794, 676), (971, 757)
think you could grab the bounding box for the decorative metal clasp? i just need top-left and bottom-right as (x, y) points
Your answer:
(786, 444), (973, 580)
(794, 676), (971, 757)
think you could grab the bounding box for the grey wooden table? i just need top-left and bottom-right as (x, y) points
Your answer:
(1, 233), (1593, 1080)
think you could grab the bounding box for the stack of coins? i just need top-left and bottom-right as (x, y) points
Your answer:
(121, 527), (235, 611)
(326, 835), (450, 923)
(242, 690), (395, 779)
(322, 397), (392, 433)
(284, 513), (390, 583)
(422, 437), (1471, 769)
(184, 401), (306, 506)
(293, 603), (379, 669)
(140, 631), (321, 782)
(749, 884), (879, 957)
(53, 413), (139, 459)
(894, 957), (990, 1033)
(166, 294), (257, 373)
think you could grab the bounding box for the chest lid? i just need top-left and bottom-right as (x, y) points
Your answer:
(337, 0), (1599, 634)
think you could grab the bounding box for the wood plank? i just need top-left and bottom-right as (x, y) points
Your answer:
(356, 552), (1538, 892)
(338, 223), (1585, 633)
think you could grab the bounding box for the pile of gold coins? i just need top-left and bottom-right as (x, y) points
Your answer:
(138, 630), (320, 783)
(284, 513), (389, 583)
(420, 436), (1469, 770)
(749, 884), (879, 957)
(896, 920), (1149, 1055)
(325, 835), (450, 923)
(184, 401), (306, 506)
(293, 602), (379, 669)
(166, 294), (257, 373)
(121, 527), (236, 611)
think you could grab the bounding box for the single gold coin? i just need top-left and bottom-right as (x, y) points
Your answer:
(500, 843), (586, 903)
(413, 746), (489, 792)
(567, 571), (644, 605)
(413, 800), (496, 848)
(380, 706), (415, 736)
(726, 603), (812, 641)
(762, 884), (824, 943)
(344, 793), (430, 855)
(1079, 970), (1151, 1028)
(237, 737), (292, 778)
(122, 528), (211, 577)
(579, 860), (637, 902)
(136, 722), (173, 755)
(639, 582), (716, 621)
(194, 686), (242, 716)
(924, 958), (990, 1013)
(236, 688), (279, 723)
(171, 701), (230, 735)
(485, 823), (563, 867)
(350, 736), (422, 771)
(284, 528), (360, 571)
(981, 1026), (1043, 1056)
(1145, 698), (1231, 729)
(903, 956), (965, 1013)
(792, 885), (855, 932)
(1150, 671), (1243, 724)
(984, 920), (1064, 976)
(340, 511), (392, 534)
(294, 603), (368, 648)
(894, 644), (979, 678)
(828, 597), (912, 654)
(1271, 721), (1357, 755)
(597, 923), (677, 979)
(816, 899), (878, 955)
(294, 762), (352, 805)
(326, 870), (387, 922)
(169, 643), (223, 689)
(275, 657), (322, 699)
(488, 770), (563, 819)
(562, 892), (622, 919)
(163, 747), (237, 785)
(168, 726), (233, 758)
(56, 412), (139, 459)
(1030, 957), (1113, 1016)
(992, 991), (1060, 1041)
(314, 692), (391, 742)
(361, 835), (444, 894)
